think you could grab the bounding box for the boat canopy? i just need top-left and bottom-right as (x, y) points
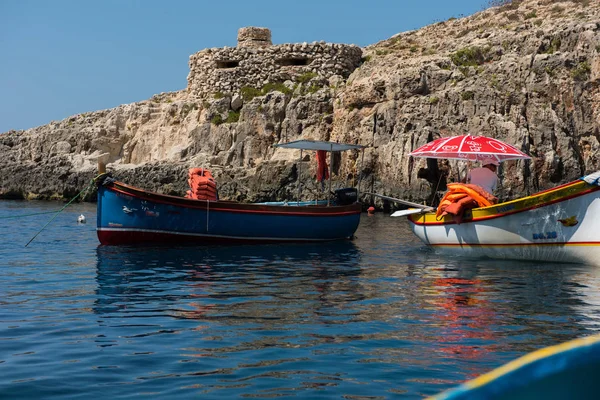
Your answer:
(274, 140), (364, 152)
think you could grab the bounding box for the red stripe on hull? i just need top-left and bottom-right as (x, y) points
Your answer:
(97, 230), (346, 246)
(109, 185), (361, 217)
(431, 241), (600, 247)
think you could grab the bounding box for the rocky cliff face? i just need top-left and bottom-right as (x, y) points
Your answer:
(1, 0), (599, 207)
(339, 0), (600, 202)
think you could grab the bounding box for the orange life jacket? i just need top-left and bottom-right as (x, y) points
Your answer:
(436, 183), (497, 221)
(185, 168), (218, 201)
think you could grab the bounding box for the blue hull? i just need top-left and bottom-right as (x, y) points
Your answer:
(97, 180), (361, 245)
(430, 334), (600, 400)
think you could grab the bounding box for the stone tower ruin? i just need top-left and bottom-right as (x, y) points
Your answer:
(187, 27), (363, 97)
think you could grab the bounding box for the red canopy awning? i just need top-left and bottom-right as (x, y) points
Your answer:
(409, 135), (531, 163)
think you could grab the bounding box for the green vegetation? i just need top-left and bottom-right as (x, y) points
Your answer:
(429, 97), (440, 104)
(544, 65), (556, 77)
(489, 74), (500, 89)
(461, 91), (475, 101)
(534, 19), (542, 26)
(211, 114), (224, 125)
(506, 12), (520, 21)
(240, 82), (293, 102)
(524, 11), (537, 19)
(486, 0), (521, 11)
(450, 46), (488, 67)
(181, 102), (198, 117)
(213, 92), (225, 99)
(458, 66), (470, 77)
(457, 28), (475, 38)
(296, 72), (318, 83)
(262, 82), (293, 95)
(306, 83), (321, 94)
(225, 111), (240, 123)
(240, 86), (262, 101)
(542, 38), (561, 54)
(362, 55), (372, 63)
(375, 49), (391, 56)
(571, 62), (591, 82)
(410, 45), (418, 53)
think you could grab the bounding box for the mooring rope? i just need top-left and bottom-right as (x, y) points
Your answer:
(23, 175), (103, 247)
(0, 210), (64, 219)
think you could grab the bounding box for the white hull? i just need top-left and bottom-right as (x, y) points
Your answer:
(409, 184), (600, 265)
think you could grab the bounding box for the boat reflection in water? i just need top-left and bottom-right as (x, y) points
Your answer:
(94, 241), (363, 322)
(91, 229), (600, 397)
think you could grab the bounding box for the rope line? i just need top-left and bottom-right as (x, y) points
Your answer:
(23, 176), (101, 247)
(0, 210), (64, 219)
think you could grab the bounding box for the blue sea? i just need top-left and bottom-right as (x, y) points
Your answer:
(2, 200), (600, 399)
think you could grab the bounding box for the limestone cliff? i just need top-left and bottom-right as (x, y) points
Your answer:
(1, 0), (599, 206)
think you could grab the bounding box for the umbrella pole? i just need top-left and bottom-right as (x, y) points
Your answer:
(327, 143), (333, 206)
(357, 148), (364, 200)
(298, 149), (302, 204)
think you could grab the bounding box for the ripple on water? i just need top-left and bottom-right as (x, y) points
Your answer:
(2, 205), (600, 398)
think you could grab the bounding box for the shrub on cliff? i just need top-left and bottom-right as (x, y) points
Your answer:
(241, 86), (262, 101)
(240, 83), (293, 102)
(261, 82), (292, 96)
(461, 91), (475, 100)
(225, 111), (240, 123)
(211, 115), (224, 125)
(572, 62), (591, 81)
(450, 47), (488, 67)
(296, 72), (318, 84)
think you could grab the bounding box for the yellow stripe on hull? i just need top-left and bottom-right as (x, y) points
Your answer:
(410, 180), (595, 225)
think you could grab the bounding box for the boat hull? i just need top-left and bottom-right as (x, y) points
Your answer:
(408, 179), (600, 265)
(97, 181), (361, 245)
(430, 334), (600, 400)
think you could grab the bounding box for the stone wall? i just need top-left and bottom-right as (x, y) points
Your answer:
(187, 27), (363, 97)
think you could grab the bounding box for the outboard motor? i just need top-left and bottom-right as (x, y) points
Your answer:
(334, 188), (358, 205)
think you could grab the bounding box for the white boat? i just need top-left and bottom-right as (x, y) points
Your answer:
(408, 172), (600, 266)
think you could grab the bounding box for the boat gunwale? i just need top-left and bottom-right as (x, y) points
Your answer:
(105, 181), (362, 217)
(429, 334), (600, 400)
(409, 179), (600, 226)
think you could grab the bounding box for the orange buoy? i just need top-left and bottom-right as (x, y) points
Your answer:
(367, 206), (375, 216)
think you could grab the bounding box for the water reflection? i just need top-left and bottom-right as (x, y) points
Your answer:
(94, 242), (363, 324)
(88, 217), (600, 398)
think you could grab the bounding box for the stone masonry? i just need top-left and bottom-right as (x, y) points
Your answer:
(187, 27), (363, 97)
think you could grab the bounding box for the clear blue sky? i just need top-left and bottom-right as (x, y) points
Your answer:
(1, 0), (486, 133)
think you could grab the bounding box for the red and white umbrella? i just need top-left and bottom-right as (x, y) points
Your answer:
(409, 135), (531, 163)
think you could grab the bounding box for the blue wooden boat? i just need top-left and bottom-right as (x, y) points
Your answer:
(429, 334), (600, 400)
(96, 140), (364, 245)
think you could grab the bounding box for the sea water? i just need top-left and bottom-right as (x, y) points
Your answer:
(1, 200), (600, 399)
